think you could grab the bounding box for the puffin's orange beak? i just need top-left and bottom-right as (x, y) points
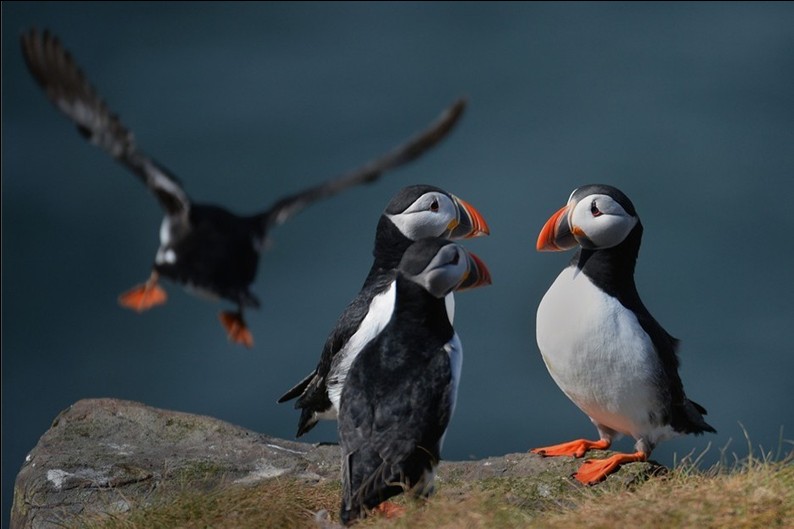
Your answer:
(457, 251), (492, 291)
(536, 204), (577, 252)
(448, 196), (490, 239)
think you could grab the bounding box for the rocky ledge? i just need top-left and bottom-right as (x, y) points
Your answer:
(11, 398), (660, 529)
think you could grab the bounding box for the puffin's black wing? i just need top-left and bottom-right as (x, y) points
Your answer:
(258, 98), (466, 230)
(279, 272), (395, 437)
(20, 29), (190, 217)
(276, 289), (374, 404)
(278, 371), (315, 404)
(631, 300), (716, 435)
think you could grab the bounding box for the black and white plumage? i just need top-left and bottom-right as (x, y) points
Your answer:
(277, 185), (489, 435)
(20, 28), (467, 347)
(338, 237), (491, 525)
(532, 184), (715, 485)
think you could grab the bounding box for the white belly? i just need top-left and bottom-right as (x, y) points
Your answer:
(536, 266), (663, 439)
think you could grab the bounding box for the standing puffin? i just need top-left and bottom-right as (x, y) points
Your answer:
(20, 28), (466, 347)
(278, 185), (489, 435)
(339, 237), (491, 525)
(532, 184), (715, 485)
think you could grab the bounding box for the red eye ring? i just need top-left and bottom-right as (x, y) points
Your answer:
(430, 199), (439, 212)
(590, 200), (602, 217)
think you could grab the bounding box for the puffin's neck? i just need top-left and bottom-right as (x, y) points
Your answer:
(393, 275), (453, 340)
(367, 216), (413, 279)
(573, 222), (643, 300)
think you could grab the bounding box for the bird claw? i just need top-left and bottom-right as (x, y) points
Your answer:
(572, 451), (647, 485)
(530, 438), (610, 458)
(219, 311), (254, 348)
(372, 501), (405, 519)
(118, 279), (167, 312)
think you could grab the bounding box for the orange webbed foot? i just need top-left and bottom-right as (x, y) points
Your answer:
(573, 451), (648, 485)
(531, 438), (611, 458)
(118, 278), (167, 312)
(372, 501), (405, 519)
(219, 311), (254, 348)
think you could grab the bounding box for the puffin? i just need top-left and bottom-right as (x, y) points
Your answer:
(278, 185), (489, 435)
(20, 28), (467, 347)
(532, 184), (715, 485)
(338, 237), (491, 525)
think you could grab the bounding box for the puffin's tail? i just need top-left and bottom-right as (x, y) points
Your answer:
(295, 407), (319, 438)
(676, 398), (717, 435)
(277, 371), (314, 404)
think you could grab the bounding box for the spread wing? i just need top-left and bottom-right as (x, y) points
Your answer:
(259, 98), (467, 230)
(21, 29), (190, 217)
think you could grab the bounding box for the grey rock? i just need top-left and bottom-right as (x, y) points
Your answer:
(11, 398), (661, 529)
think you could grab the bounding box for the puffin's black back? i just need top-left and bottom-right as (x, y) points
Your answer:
(154, 205), (261, 306)
(338, 274), (455, 524)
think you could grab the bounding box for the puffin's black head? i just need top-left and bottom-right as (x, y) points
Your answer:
(537, 184), (640, 252)
(398, 237), (491, 298)
(384, 185), (490, 241)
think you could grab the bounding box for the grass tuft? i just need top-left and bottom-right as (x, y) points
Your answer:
(81, 479), (341, 529)
(79, 436), (793, 529)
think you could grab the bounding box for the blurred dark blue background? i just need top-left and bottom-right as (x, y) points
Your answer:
(3, 2), (793, 526)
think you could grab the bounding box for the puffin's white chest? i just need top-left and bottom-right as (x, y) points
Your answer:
(536, 266), (663, 438)
(327, 287), (457, 415)
(328, 282), (396, 412)
(155, 217), (177, 265)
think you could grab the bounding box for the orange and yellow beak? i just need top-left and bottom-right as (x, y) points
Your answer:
(536, 203), (578, 252)
(457, 251), (492, 291)
(448, 196), (490, 239)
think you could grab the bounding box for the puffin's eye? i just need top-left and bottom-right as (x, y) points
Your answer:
(590, 200), (602, 217)
(430, 199), (439, 212)
(450, 250), (460, 265)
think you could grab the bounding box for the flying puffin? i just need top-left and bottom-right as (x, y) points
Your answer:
(278, 185), (489, 435)
(532, 184), (715, 485)
(338, 237), (491, 525)
(20, 28), (467, 347)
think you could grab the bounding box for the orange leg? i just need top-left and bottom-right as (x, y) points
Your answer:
(531, 438), (611, 458)
(372, 501), (405, 519)
(118, 272), (167, 312)
(573, 450), (648, 485)
(219, 311), (254, 348)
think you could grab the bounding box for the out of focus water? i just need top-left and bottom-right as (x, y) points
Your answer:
(3, 3), (793, 525)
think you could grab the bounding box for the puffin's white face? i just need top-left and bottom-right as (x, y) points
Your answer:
(400, 240), (492, 298)
(568, 193), (637, 249)
(388, 191), (477, 240)
(411, 243), (470, 297)
(537, 185), (639, 252)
